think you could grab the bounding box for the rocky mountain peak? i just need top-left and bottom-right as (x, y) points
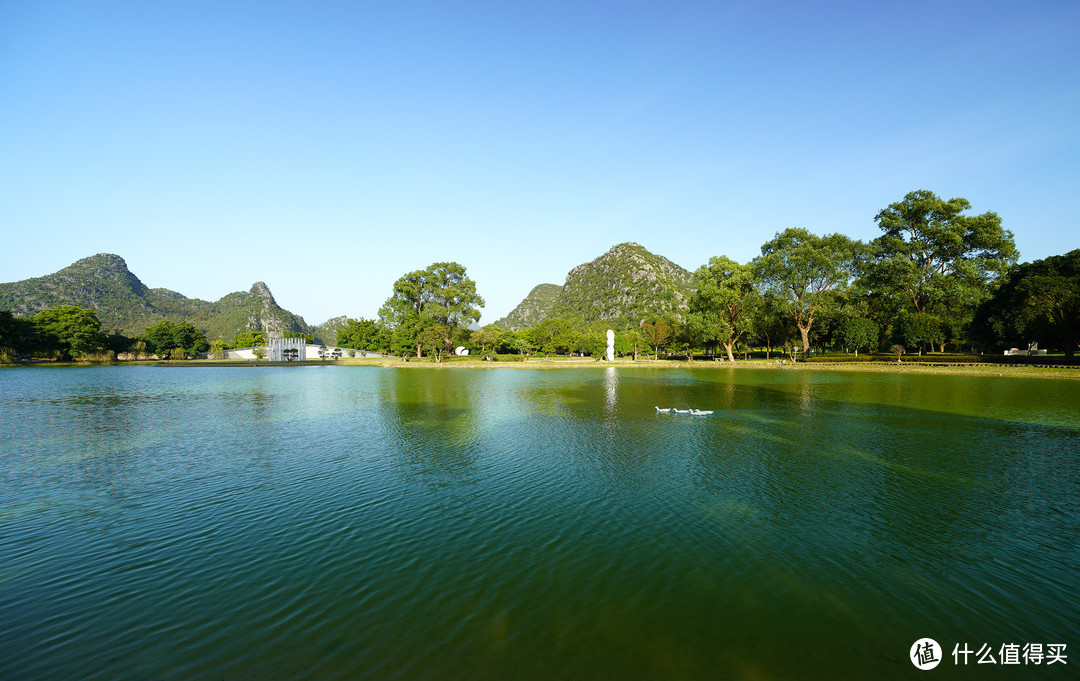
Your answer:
(249, 281), (276, 302)
(74, 253), (130, 271)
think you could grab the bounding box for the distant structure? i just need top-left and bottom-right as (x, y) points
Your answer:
(1005, 342), (1047, 356)
(606, 329), (615, 362)
(455, 346), (469, 356)
(268, 337), (307, 361)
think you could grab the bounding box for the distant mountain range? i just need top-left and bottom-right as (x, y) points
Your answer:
(0, 254), (320, 342)
(494, 242), (696, 330)
(2, 243), (699, 340)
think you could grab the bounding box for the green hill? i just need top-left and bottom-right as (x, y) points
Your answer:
(311, 315), (351, 346)
(498, 243), (695, 329)
(0, 254), (315, 341)
(494, 283), (563, 331)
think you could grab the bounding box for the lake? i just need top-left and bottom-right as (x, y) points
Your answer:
(1, 365), (1077, 679)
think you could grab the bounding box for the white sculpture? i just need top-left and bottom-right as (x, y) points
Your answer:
(455, 346), (469, 356)
(606, 329), (615, 362)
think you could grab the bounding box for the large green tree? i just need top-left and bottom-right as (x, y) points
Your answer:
(0, 310), (35, 362)
(143, 320), (209, 358)
(32, 306), (106, 360)
(835, 317), (879, 356)
(690, 256), (758, 362)
(865, 190), (1018, 317)
(524, 318), (575, 356)
(379, 262), (484, 358)
(974, 250), (1080, 356)
(896, 312), (944, 356)
(754, 228), (864, 357)
(337, 318), (388, 352)
(425, 262), (485, 356)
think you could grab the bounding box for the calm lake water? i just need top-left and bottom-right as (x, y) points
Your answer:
(1, 365), (1077, 680)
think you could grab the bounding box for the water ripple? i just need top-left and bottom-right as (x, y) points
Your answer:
(0, 366), (1077, 680)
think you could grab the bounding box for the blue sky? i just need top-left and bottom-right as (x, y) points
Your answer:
(2, 0), (1078, 326)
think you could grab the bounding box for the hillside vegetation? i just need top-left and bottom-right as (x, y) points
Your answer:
(497, 242), (695, 330)
(494, 283), (562, 331)
(0, 254), (315, 341)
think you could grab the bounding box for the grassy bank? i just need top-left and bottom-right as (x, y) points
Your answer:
(329, 355), (1080, 378)
(7, 355), (1079, 379)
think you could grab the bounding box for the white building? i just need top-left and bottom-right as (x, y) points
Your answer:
(224, 343), (381, 360)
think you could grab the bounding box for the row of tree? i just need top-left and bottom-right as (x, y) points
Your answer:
(0, 308), (213, 362)
(0, 305), (359, 363)
(332, 190), (1075, 360)
(0, 311), (340, 362)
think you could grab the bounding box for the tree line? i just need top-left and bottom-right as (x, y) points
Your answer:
(337, 190), (1077, 361)
(0, 310), (210, 362)
(0, 310), (320, 363)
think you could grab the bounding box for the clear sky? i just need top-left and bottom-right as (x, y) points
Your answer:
(2, 0), (1078, 326)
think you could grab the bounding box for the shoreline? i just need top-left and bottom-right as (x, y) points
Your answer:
(160, 356), (1080, 379)
(5, 357), (1079, 379)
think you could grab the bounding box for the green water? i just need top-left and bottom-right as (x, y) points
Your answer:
(0, 365), (1077, 679)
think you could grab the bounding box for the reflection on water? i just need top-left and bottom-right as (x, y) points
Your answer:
(604, 365), (617, 415)
(0, 365), (1077, 680)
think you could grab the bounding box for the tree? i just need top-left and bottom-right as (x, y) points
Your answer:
(682, 312), (713, 359)
(897, 312), (944, 356)
(104, 329), (133, 357)
(418, 324), (448, 362)
(425, 262), (485, 356)
(143, 320), (209, 358)
(865, 190), (1017, 316)
(754, 228), (864, 357)
(337, 318), (388, 352)
(525, 318), (575, 356)
(753, 294), (795, 360)
(890, 344), (905, 363)
(209, 340), (227, 359)
(473, 324), (511, 359)
(835, 318), (879, 356)
(974, 250), (1080, 357)
(379, 262), (484, 358)
(32, 306), (106, 360)
(131, 340), (148, 360)
(622, 328), (644, 361)
(690, 256), (758, 362)
(512, 330), (533, 358)
(232, 330), (266, 349)
(0, 310), (35, 361)
(640, 319), (673, 359)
